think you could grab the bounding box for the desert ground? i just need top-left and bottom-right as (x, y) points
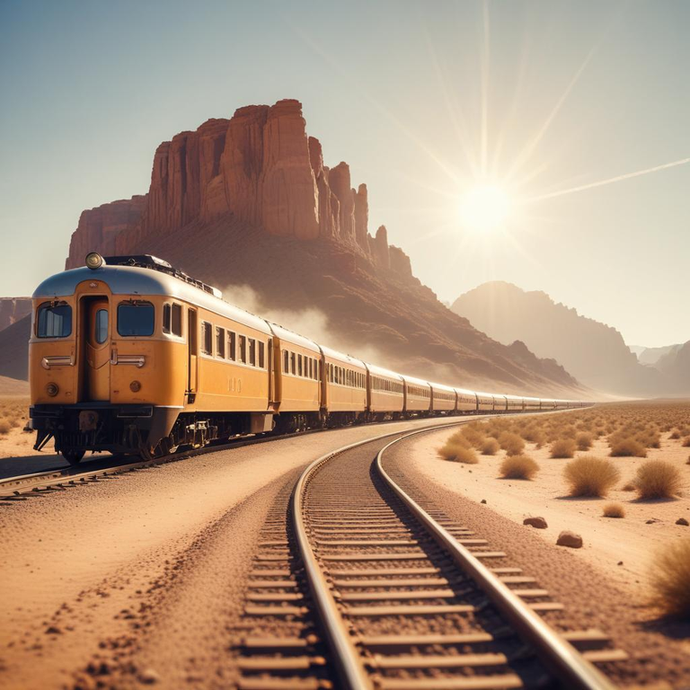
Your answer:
(409, 403), (690, 605)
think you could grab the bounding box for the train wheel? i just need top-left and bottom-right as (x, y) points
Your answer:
(62, 450), (85, 466)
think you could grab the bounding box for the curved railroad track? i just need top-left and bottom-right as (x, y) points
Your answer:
(234, 422), (626, 690)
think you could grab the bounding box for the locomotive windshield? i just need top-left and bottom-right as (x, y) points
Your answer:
(117, 301), (154, 337)
(36, 301), (72, 338)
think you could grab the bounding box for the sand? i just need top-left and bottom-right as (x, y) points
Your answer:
(408, 427), (690, 597)
(0, 415), (464, 689)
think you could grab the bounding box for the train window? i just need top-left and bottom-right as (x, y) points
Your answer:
(117, 301), (154, 337)
(95, 309), (108, 344)
(249, 339), (256, 366)
(283, 350), (289, 373)
(227, 331), (236, 360)
(238, 335), (247, 363)
(298, 354), (303, 377)
(171, 304), (182, 336)
(308, 358), (312, 379)
(37, 302), (72, 338)
(259, 341), (265, 368)
(291, 352), (296, 375)
(201, 321), (213, 355)
(216, 327), (225, 358)
(163, 304), (171, 334)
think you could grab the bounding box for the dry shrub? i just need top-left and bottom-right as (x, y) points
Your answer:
(0, 419), (10, 435)
(481, 438), (500, 456)
(521, 426), (545, 446)
(563, 456), (621, 497)
(602, 503), (625, 518)
(438, 441), (478, 464)
(461, 425), (486, 448)
(635, 460), (682, 499)
(610, 437), (647, 458)
(576, 432), (593, 451)
(500, 455), (539, 480)
(447, 431), (471, 448)
(670, 430), (681, 440)
(621, 481), (637, 492)
(550, 438), (577, 459)
(682, 437), (690, 448)
(499, 432), (525, 456)
(649, 539), (690, 617)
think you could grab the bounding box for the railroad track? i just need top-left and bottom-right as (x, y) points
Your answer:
(234, 423), (626, 690)
(0, 415), (507, 502)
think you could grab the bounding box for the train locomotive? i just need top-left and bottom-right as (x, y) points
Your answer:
(29, 254), (587, 464)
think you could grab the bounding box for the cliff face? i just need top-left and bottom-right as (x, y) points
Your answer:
(61, 99), (582, 395)
(68, 100), (402, 276)
(0, 298), (31, 333)
(452, 281), (669, 396)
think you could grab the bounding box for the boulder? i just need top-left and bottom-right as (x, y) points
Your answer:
(676, 517), (689, 526)
(556, 531), (583, 548)
(523, 516), (548, 529)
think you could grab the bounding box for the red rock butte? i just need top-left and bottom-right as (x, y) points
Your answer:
(66, 99), (410, 277)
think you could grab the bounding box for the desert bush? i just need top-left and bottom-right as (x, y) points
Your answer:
(550, 438), (577, 459)
(670, 430), (681, 440)
(635, 460), (682, 499)
(0, 418), (11, 435)
(447, 431), (472, 448)
(576, 432), (593, 451)
(682, 437), (690, 448)
(499, 432), (525, 456)
(563, 456), (621, 497)
(649, 539), (690, 617)
(438, 441), (478, 464)
(499, 455), (539, 480)
(481, 438), (500, 456)
(602, 503), (625, 518)
(621, 481), (637, 491)
(610, 437), (647, 458)
(461, 425), (486, 448)
(521, 426), (545, 446)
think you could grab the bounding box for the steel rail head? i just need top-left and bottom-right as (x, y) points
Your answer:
(290, 420), (474, 690)
(375, 428), (618, 690)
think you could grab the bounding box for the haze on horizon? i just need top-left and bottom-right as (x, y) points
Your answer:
(1, 0), (688, 348)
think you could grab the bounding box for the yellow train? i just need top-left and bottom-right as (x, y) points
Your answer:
(29, 254), (587, 464)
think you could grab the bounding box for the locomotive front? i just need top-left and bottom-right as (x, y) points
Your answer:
(30, 254), (185, 463)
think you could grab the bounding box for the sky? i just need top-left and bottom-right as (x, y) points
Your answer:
(1, 0), (688, 348)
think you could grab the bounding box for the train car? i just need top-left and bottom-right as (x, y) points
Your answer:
(455, 387), (478, 413)
(321, 346), (367, 423)
(505, 394), (524, 412)
(430, 381), (457, 414)
(30, 253), (589, 462)
(475, 391), (495, 411)
(366, 363), (404, 420)
(270, 323), (321, 432)
(30, 254), (276, 461)
(523, 396), (541, 412)
(402, 374), (432, 414)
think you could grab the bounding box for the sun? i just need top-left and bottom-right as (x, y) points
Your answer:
(460, 184), (512, 232)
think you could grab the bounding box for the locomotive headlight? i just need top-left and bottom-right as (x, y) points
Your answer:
(46, 382), (59, 397)
(129, 380), (141, 393)
(85, 252), (105, 270)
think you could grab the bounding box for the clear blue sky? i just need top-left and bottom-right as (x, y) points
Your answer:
(1, 0), (688, 347)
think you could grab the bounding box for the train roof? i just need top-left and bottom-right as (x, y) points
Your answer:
(365, 363), (404, 380)
(33, 265), (272, 335)
(429, 381), (455, 393)
(401, 373), (431, 388)
(268, 322), (321, 354)
(320, 345), (367, 369)
(474, 391), (496, 400)
(454, 387), (478, 398)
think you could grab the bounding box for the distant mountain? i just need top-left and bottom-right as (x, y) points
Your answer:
(56, 99), (581, 396)
(632, 343), (683, 367)
(0, 316), (30, 382)
(0, 297), (31, 333)
(451, 281), (670, 396)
